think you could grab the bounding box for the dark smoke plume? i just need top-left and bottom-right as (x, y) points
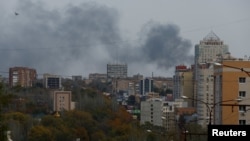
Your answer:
(0, 0), (193, 77)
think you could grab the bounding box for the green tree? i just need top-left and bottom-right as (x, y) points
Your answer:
(38, 115), (75, 141)
(0, 83), (12, 141)
(28, 126), (53, 141)
(90, 130), (106, 141)
(74, 127), (90, 141)
(3, 112), (33, 141)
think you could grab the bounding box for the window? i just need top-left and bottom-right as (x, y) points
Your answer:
(239, 120), (246, 125)
(239, 91), (246, 97)
(239, 77), (246, 83)
(163, 103), (168, 106)
(239, 105), (246, 112)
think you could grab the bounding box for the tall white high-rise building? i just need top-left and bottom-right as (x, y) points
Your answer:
(194, 31), (229, 64)
(193, 31), (229, 127)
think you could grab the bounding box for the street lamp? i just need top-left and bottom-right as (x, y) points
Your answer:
(147, 129), (152, 133)
(182, 128), (188, 141)
(181, 95), (242, 125)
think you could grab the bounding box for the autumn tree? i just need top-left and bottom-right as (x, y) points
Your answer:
(28, 126), (53, 141)
(3, 112), (33, 141)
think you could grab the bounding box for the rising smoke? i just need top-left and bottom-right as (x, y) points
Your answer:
(0, 0), (193, 78)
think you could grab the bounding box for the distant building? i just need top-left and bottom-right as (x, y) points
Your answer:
(193, 31), (229, 127)
(173, 65), (193, 106)
(72, 75), (82, 81)
(107, 63), (127, 78)
(89, 73), (107, 80)
(194, 31), (229, 102)
(52, 91), (72, 112)
(140, 98), (163, 127)
(9, 66), (37, 88)
(108, 76), (142, 96)
(194, 31), (229, 64)
(43, 73), (62, 89)
(140, 77), (154, 96)
(132, 73), (143, 80)
(140, 98), (188, 129)
(153, 77), (173, 92)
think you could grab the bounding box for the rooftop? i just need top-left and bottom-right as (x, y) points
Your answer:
(203, 30), (220, 41)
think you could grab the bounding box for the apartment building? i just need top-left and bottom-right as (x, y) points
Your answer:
(9, 66), (37, 88)
(153, 77), (173, 93)
(173, 65), (193, 105)
(43, 73), (62, 89)
(214, 57), (250, 125)
(193, 31), (229, 127)
(140, 98), (188, 129)
(195, 63), (214, 127)
(140, 77), (154, 96)
(140, 98), (165, 127)
(89, 73), (107, 80)
(194, 31), (229, 101)
(107, 63), (127, 78)
(52, 91), (72, 112)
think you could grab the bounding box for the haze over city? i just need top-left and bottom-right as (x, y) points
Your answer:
(0, 0), (249, 78)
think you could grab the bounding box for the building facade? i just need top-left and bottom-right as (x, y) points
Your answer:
(9, 66), (37, 88)
(153, 77), (173, 94)
(43, 73), (62, 89)
(214, 57), (250, 125)
(195, 63), (214, 127)
(140, 98), (188, 129)
(173, 65), (193, 105)
(193, 31), (229, 127)
(194, 31), (229, 64)
(52, 91), (72, 112)
(89, 73), (107, 80)
(140, 98), (164, 127)
(107, 63), (127, 78)
(140, 77), (154, 96)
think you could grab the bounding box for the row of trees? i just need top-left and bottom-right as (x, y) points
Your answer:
(0, 82), (158, 141)
(0, 78), (207, 141)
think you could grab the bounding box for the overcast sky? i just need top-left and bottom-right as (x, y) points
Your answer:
(0, 0), (249, 78)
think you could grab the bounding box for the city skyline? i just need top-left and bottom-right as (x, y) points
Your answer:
(0, 0), (249, 78)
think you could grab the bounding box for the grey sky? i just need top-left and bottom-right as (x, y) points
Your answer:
(0, 0), (249, 78)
